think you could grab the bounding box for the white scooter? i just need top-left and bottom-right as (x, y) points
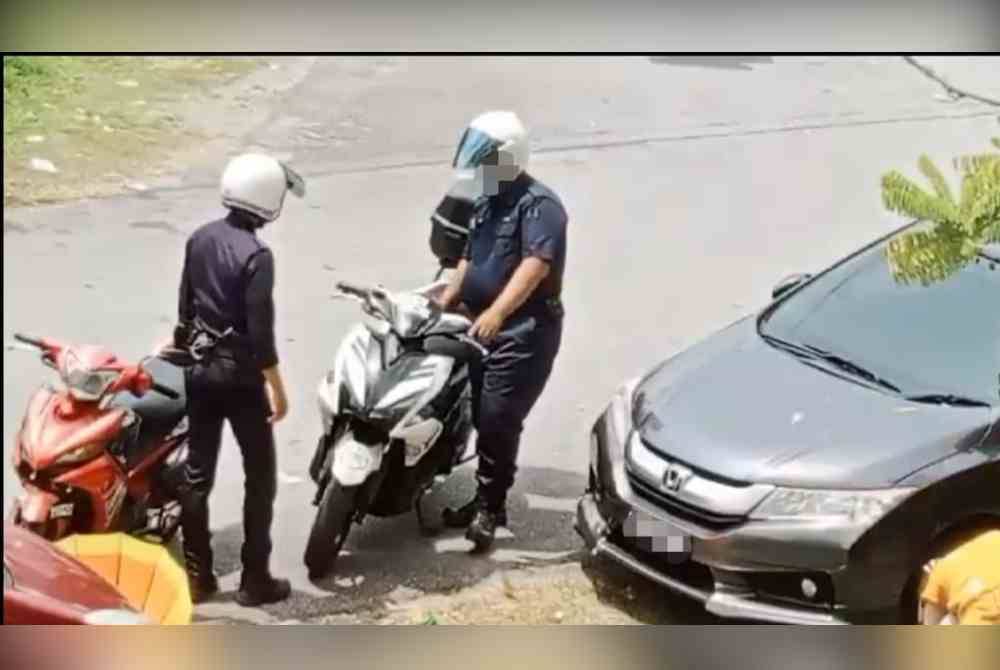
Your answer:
(303, 278), (486, 579)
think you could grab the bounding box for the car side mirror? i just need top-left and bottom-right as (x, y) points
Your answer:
(772, 273), (812, 300)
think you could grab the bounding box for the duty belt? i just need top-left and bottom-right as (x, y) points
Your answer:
(185, 317), (236, 362)
(508, 296), (564, 322)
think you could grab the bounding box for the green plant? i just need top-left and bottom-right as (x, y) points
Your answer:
(4, 57), (53, 98)
(881, 134), (1000, 285)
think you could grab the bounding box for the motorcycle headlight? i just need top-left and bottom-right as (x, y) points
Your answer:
(749, 487), (917, 526)
(82, 608), (153, 625)
(61, 351), (118, 402)
(55, 442), (105, 466)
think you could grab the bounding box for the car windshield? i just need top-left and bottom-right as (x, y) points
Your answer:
(759, 228), (1000, 405)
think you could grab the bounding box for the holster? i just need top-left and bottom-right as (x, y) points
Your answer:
(175, 317), (237, 363)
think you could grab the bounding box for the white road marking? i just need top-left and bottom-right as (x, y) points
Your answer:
(524, 493), (578, 513)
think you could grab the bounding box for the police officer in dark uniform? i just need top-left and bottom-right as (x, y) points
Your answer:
(435, 111), (567, 551)
(173, 153), (305, 605)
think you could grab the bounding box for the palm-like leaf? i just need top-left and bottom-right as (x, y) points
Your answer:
(881, 172), (957, 224)
(918, 155), (956, 207)
(882, 136), (999, 284)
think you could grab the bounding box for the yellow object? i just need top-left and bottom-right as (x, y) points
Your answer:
(55, 534), (192, 625)
(921, 530), (1000, 625)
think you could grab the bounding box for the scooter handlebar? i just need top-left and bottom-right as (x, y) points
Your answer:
(151, 382), (180, 400)
(335, 281), (370, 298)
(335, 281), (388, 301)
(14, 333), (44, 348)
(456, 334), (489, 358)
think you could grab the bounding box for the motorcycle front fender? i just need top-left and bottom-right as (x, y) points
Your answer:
(330, 436), (384, 487)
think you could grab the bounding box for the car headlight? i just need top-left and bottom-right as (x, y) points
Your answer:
(607, 376), (642, 447)
(82, 608), (153, 625)
(55, 442), (105, 466)
(749, 487), (917, 526)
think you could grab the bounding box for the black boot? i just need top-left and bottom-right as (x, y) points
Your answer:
(466, 508), (503, 553)
(235, 572), (291, 607)
(443, 495), (507, 529)
(183, 550), (219, 605)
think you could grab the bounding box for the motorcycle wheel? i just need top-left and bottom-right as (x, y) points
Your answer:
(304, 480), (358, 580)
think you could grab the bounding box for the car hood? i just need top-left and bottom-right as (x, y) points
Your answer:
(633, 316), (994, 488)
(3, 523), (131, 613)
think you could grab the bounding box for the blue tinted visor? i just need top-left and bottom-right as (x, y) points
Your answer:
(281, 162), (306, 197)
(452, 128), (502, 169)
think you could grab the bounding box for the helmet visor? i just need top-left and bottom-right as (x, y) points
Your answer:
(452, 128), (503, 170)
(280, 162), (306, 198)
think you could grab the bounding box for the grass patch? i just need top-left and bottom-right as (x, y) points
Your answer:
(3, 56), (261, 207)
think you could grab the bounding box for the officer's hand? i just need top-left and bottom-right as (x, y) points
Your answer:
(263, 366), (289, 424)
(469, 308), (504, 344)
(268, 387), (289, 424)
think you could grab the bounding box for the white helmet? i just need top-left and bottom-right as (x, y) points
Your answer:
(451, 111), (530, 199)
(220, 153), (306, 223)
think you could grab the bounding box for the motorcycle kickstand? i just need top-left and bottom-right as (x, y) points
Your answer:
(414, 485), (441, 537)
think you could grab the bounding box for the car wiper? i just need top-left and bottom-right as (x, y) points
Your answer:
(759, 334), (818, 358)
(760, 334), (902, 393)
(798, 344), (903, 394)
(904, 394), (993, 408)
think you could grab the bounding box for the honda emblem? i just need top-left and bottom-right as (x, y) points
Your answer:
(662, 462), (693, 493)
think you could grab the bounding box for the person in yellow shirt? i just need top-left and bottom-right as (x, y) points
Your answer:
(920, 529), (1000, 625)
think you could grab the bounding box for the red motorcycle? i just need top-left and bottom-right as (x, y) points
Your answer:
(9, 333), (191, 542)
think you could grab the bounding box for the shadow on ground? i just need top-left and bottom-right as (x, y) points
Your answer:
(193, 464), (736, 624)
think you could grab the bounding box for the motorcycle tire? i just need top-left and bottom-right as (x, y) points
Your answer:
(304, 480), (358, 580)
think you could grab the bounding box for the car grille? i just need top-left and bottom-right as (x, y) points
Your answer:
(610, 526), (716, 590)
(627, 471), (746, 531)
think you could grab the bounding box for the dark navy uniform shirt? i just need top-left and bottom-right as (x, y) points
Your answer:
(460, 172), (568, 317)
(177, 210), (279, 370)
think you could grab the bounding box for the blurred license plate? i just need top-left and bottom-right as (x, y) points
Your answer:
(623, 508), (692, 560)
(50, 503), (74, 519)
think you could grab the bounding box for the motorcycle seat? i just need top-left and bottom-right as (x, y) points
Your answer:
(424, 312), (473, 336)
(111, 359), (187, 469)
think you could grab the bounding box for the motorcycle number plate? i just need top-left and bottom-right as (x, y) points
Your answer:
(50, 503), (74, 519)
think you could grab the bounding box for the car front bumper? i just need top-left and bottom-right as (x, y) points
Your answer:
(576, 416), (910, 625)
(576, 492), (849, 625)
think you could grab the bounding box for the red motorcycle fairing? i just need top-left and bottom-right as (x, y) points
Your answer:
(19, 387), (129, 471)
(53, 452), (129, 532)
(15, 385), (132, 535)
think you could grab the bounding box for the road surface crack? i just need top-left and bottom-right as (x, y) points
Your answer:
(903, 56), (1000, 107)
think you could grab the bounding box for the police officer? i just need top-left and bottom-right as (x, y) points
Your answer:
(174, 153), (305, 605)
(435, 111), (567, 552)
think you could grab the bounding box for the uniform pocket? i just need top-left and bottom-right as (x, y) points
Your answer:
(493, 220), (520, 262)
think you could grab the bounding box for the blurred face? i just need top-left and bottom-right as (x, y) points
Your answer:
(452, 128), (521, 198)
(476, 148), (521, 196)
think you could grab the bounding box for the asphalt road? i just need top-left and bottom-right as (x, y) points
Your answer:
(3, 56), (996, 623)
